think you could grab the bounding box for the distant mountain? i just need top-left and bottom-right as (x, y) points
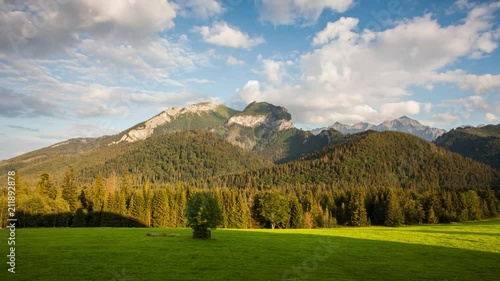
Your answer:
(312, 116), (446, 141)
(434, 124), (500, 170)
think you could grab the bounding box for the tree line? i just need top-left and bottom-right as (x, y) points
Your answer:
(1, 167), (498, 229)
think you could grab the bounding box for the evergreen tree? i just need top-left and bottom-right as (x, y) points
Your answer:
(61, 167), (79, 213)
(348, 189), (368, 227)
(90, 173), (105, 226)
(385, 189), (404, 227)
(36, 173), (56, 199)
(233, 190), (250, 229)
(151, 189), (170, 228)
(289, 196), (304, 229)
(427, 206), (438, 224)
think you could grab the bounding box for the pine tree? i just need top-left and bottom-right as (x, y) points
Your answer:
(427, 206), (438, 224)
(348, 189), (368, 227)
(289, 196), (304, 229)
(151, 189), (169, 228)
(36, 173), (56, 199)
(233, 190), (250, 229)
(61, 167), (79, 213)
(90, 173), (105, 226)
(142, 182), (153, 227)
(385, 189), (403, 227)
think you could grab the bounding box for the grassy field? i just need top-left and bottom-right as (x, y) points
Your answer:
(1, 221), (499, 281)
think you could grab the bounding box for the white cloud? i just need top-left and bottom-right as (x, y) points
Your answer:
(238, 2), (500, 126)
(237, 80), (262, 103)
(432, 113), (460, 124)
(226, 55), (245, 65)
(184, 78), (214, 84)
(257, 0), (355, 25)
(0, 0), (178, 57)
(486, 113), (500, 123)
(380, 101), (421, 117)
(194, 21), (265, 48)
(262, 59), (287, 84)
(176, 0), (223, 19)
(312, 17), (359, 46)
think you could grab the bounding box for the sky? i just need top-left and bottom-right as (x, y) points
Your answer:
(0, 0), (499, 160)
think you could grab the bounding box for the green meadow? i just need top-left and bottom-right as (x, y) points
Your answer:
(2, 221), (499, 281)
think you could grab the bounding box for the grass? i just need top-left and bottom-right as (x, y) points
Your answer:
(1, 220), (499, 281)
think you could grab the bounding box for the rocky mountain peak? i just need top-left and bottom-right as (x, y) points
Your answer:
(115, 102), (223, 144)
(228, 102), (294, 131)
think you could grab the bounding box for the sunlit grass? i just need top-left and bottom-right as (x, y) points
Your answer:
(2, 220), (499, 281)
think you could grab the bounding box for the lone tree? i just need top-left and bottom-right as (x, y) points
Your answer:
(186, 192), (222, 239)
(259, 191), (290, 229)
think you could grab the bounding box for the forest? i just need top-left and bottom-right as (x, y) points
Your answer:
(1, 131), (499, 229)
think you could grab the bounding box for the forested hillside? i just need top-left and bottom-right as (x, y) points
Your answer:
(434, 124), (500, 170)
(2, 131), (498, 230)
(79, 131), (272, 184)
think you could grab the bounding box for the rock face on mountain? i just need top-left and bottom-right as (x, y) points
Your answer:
(313, 116), (446, 141)
(115, 102), (228, 143)
(228, 102), (294, 131)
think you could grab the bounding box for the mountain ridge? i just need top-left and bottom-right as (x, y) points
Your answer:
(312, 116), (446, 141)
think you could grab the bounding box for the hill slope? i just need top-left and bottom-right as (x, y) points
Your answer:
(215, 131), (499, 191)
(434, 124), (500, 170)
(1, 131), (271, 185)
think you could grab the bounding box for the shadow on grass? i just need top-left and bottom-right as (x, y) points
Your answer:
(2, 227), (499, 281)
(14, 209), (147, 228)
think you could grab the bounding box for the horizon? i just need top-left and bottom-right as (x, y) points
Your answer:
(1, 0), (499, 159)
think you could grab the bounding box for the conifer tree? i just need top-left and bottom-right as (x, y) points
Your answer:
(385, 189), (404, 227)
(289, 196), (304, 229)
(61, 167), (79, 213)
(348, 189), (368, 227)
(37, 173), (56, 199)
(151, 189), (170, 228)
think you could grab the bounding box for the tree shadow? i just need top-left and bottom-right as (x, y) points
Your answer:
(14, 209), (147, 228)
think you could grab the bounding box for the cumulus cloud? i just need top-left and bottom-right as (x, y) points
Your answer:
(0, 0), (178, 57)
(194, 21), (265, 48)
(238, 2), (500, 126)
(257, 0), (355, 25)
(486, 113), (500, 123)
(312, 17), (359, 46)
(261, 59), (287, 84)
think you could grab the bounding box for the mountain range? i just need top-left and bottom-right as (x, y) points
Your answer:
(312, 116), (446, 141)
(1, 101), (498, 185)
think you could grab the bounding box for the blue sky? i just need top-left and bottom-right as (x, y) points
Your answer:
(0, 0), (499, 160)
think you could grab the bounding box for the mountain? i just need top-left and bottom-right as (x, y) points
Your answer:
(312, 116), (446, 141)
(221, 102), (339, 163)
(0, 131), (271, 185)
(434, 124), (500, 170)
(0, 101), (341, 183)
(114, 102), (239, 144)
(214, 131), (499, 191)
